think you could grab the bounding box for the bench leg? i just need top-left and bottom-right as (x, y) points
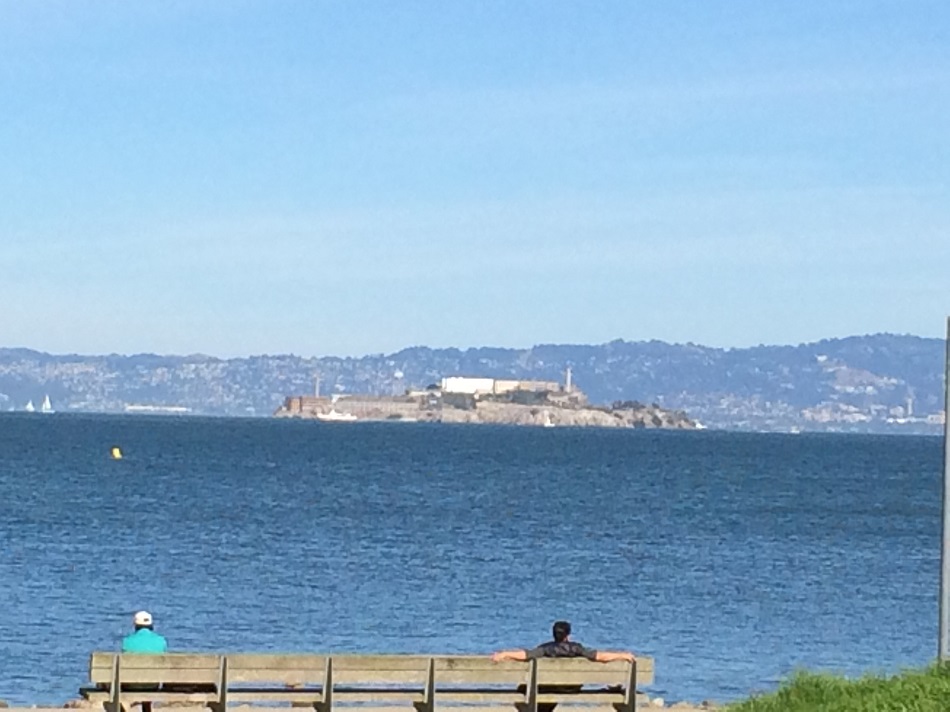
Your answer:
(208, 654), (229, 712)
(614, 658), (638, 712)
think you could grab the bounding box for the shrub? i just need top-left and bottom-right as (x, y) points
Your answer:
(726, 665), (950, 712)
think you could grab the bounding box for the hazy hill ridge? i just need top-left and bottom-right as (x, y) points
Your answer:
(0, 333), (944, 433)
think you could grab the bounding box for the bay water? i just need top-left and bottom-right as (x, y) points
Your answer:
(0, 414), (942, 705)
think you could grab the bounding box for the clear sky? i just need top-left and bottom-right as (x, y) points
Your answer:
(1, 1), (947, 357)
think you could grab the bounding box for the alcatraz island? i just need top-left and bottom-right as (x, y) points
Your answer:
(275, 369), (697, 429)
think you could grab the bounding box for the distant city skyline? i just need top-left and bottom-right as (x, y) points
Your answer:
(2, 2), (948, 358)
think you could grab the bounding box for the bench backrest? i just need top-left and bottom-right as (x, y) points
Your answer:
(91, 653), (221, 686)
(90, 653), (654, 688)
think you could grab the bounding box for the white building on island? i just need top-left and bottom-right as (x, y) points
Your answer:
(440, 374), (569, 396)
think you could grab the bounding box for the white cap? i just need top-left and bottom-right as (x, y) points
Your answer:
(133, 611), (153, 627)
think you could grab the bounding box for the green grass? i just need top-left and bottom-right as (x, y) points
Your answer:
(725, 664), (950, 712)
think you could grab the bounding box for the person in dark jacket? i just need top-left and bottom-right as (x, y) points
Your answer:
(492, 620), (635, 663)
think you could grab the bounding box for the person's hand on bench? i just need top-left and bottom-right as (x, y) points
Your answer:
(595, 651), (636, 663)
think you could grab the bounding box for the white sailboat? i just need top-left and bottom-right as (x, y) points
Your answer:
(40, 395), (54, 414)
(24, 399), (35, 413)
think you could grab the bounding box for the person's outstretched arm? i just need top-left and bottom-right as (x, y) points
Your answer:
(492, 649), (528, 662)
(593, 651), (635, 663)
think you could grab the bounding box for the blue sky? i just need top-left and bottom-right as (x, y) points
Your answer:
(1, 1), (947, 357)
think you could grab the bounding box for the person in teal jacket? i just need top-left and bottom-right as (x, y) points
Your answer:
(122, 611), (168, 653)
(120, 611), (167, 712)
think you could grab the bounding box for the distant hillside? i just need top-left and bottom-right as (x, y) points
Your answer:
(0, 333), (944, 433)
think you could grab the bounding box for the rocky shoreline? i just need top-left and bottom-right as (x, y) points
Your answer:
(437, 400), (697, 429)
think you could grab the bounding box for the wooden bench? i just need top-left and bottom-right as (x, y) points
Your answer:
(81, 653), (655, 712)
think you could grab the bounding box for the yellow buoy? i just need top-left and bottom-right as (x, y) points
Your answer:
(111, 446), (123, 460)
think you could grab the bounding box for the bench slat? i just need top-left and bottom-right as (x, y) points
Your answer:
(93, 670), (220, 685)
(331, 657), (434, 671)
(83, 691), (218, 703)
(537, 672), (631, 685)
(93, 654), (220, 669)
(227, 691), (327, 703)
(227, 654), (329, 671)
(227, 671), (324, 684)
(90, 654), (220, 684)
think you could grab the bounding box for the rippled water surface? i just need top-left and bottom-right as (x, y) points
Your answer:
(0, 414), (942, 705)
